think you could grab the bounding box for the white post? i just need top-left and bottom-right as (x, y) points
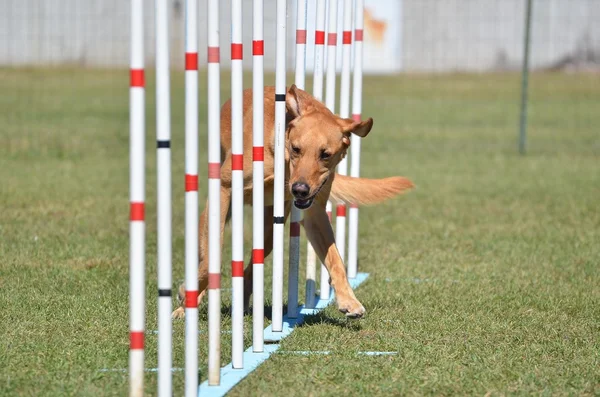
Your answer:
(230, 0), (245, 369)
(335, 0), (352, 269)
(347, 0), (363, 279)
(288, 0), (307, 319)
(321, 0), (338, 301)
(207, 0), (222, 386)
(305, 0), (327, 309)
(252, 0), (265, 353)
(272, 0), (287, 333)
(184, 0), (199, 395)
(129, 1), (145, 396)
(155, 0), (172, 395)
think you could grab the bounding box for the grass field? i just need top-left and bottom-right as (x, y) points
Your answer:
(1, 68), (599, 396)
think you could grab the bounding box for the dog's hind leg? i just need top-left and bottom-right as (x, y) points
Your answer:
(303, 203), (365, 318)
(172, 185), (232, 319)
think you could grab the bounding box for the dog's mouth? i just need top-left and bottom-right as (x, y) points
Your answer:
(293, 177), (328, 210)
(293, 197), (314, 210)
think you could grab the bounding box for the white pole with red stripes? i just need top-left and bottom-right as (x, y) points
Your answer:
(252, 0), (265, 353)
(155, 0), (172, 395)
(321, 0), (338, 301)
(184, 0), (199, 395)
(129, 1), (145, 395)
(335, 0), (353, 270)
(347, 0), (363, 279)
(305, 0), (326, 309)
(230, 0), (245, 369)
(272, 0), (287, 333)
(288, 0), (307, 319)
(207, 0), (222, 386)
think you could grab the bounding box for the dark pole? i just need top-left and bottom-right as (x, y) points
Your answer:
(519, 0), (533, 155)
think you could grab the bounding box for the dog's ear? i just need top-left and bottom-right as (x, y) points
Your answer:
(339, 117), (374, 138)
(286, 84), (302, 118)
(286, 84), (315, 118)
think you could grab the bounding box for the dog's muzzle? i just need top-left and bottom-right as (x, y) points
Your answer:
(292, 177), (328, 210)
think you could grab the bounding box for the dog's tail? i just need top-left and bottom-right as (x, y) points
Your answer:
(329, 174), (414, 206)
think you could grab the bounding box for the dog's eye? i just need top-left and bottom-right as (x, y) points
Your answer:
(291, 145), (301, 154)
(320, 150), (331, 160)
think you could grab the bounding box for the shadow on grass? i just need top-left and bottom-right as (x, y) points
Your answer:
(198, 297), (363, 331)
(298, 311), (363, 331)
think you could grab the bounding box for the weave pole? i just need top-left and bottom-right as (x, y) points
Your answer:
(230, 0), (245, 369)
(155, 0), (172, 395)
(335, 0), (352, 268)
(252, 0), (265, 353)
(347, 0), (363, 279)
(306, 0), (327, 309)
(129, 1), (145, 395)
(321, 0), (338, 301)
(305, 0), (326, 310)
(288, 0), (307, 319)
(184, 0), (199, 395)
(207, 0), (222, 385)
(272, 0), (287, 333)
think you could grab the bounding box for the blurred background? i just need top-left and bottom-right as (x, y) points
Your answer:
(2, 0), (599, 72)
(1, 0), (598, 155)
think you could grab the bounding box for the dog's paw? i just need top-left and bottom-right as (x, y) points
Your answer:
(171, 307), (185, 320)
(337, 299), (366, 319)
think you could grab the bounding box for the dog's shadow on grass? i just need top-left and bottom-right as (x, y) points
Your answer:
(296, 310), (363, 331)
(253, 304), (363, 331)
(199, 303), (362, 331)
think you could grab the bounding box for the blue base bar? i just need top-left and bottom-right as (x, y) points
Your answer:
(197, 272), (370, 396)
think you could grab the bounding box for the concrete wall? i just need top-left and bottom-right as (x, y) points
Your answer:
(1, 0), (599, 72)
(402, 0), (600, 72)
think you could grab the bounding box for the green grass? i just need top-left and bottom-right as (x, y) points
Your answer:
(0, 67), (599, 396)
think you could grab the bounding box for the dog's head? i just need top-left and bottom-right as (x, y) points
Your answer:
(285, 84), (373, 210)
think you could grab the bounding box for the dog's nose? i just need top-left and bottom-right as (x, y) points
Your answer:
(291, 182), (310, 198)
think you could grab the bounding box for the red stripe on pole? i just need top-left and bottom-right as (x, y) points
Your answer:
(208, 273), (221, 289)
(130, 331), (144, 350)
(253, 146), (264, 162)
(350, 203), (359, 209)
(315, 30), (325, 45)
(327, 33), (337, 46)
(208, 162), (220, 179)
(232, 261), (244, 277)
(337, 204), (346, 217)
(185, 290), (199, 308)
(343, 31), (352, 45)
(185, 174), (198, 192)
(130, 69), (145, 87)
(252, 40), (264, 56)
(352, 113), (361, 122)
(231, 154), (243, 171)
(296, 30), (307, 44)
(207, 47), (220, 63)
(130, 202), (145, 221)
(231, 43), (243, 60)
(185, 52), (198, 70)
(354, 29), (364, 42)
(252, 249), (264, 264)
(290, 222), (301, 237)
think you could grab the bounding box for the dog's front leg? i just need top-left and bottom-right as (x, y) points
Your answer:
(303, 204), (366, 318)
